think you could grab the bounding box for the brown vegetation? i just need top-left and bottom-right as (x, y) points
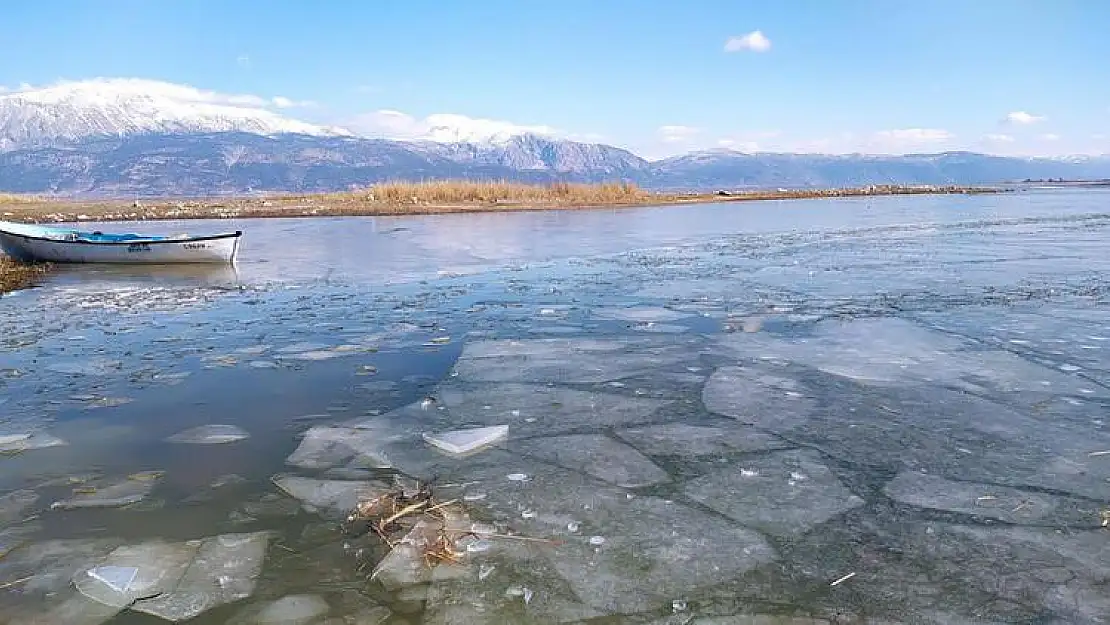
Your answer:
(0, 257), (50, 293)
(0, 180), (1002, 224)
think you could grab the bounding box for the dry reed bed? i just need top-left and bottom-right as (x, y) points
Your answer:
(0, 181), (1000, 223)
(0, 257), (50, 293)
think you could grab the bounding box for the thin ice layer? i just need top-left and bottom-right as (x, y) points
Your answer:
(285, 425), (402, 470)
(165, 424), (250, 444)
(423, 425), (509, 456)
(615, 421), (792, 456)
(434, 383), (671, 438)
(701, 366), (815, 431)
(50, 475), (159, 510)
(452, 337), (697, 384)
(131, 532), (272, 621)
(272, 476), (392, 515)
(74, 540), (200, 608)
(448, 459), (778, 614)
(510, 434), (671, 488)
(883, 471), (1097, 525)
(683, 449), (865, 537)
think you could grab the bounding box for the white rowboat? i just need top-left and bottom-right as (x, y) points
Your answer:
(0, 221), (241, 264)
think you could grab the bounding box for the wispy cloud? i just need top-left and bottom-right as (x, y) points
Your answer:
(983, 133), (1015, 143)
(657, 125), (700, 144)
(271, 96), (317, 109)
(236, 54), (252, 69)
(1004, 111), (1045, 125)
(346, 109), (557, 143)
(716, 138), (761, 152)
(724, 30), (771, 53)
(1039, 133), (1061, 141)
(874, 128), (954, 142)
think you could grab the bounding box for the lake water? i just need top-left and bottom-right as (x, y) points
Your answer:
(1, 188), (1110, 624)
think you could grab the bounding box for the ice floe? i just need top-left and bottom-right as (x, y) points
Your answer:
(165, 424), (250, 444)
(683, 450), (864, 537)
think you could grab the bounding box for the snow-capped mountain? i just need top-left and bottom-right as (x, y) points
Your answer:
(0, 78), (350, 150)
(0, 78), (1108, 196)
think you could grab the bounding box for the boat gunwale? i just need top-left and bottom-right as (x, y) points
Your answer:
(0, 229), (243, 246)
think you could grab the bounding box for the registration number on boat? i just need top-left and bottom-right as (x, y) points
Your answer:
(183, 243), (209, 250)
(127, 243), (152, 252)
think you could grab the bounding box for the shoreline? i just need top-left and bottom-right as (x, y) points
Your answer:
(0, 184), (1003, 224)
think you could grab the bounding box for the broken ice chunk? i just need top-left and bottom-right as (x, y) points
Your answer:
(285, 425), (398, 470)
(511, 434), (670, 488)
(883, 471), (1091, 524)
(86, 566), (137, 593)
(75, 540), (199, 608)
(0, 431), (67, 452)
(236, 594), (331, 624)
(615, 421), (791, 456)
(51, 474), (160, 510)
(272, 476), (392, 515)
(165, 424), (250, 444)
(683, 450), (864, 537)
(422, 425), (509, 456)
(131, 532), (272, 621)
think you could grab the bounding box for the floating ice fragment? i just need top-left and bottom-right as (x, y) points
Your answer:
(87, 566), (138, 593)
(467, 540), (493, 554)
(588, 536), (606, 546)
(506, 473), (530, 482)
(0, 431), (66, 452)
(248, 360), (279, 369)
(273, 476), (392, 515)
(478, 563), (496, 580)
(422, 425), (509, 456)
(249, 594), (330, 624)
(51, 475), (159, 510)
(166, 424), (250, 444)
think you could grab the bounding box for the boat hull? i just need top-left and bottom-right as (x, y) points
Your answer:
(0, 230), (241, 264)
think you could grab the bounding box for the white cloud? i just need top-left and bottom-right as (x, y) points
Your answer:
(236, 55), (251, 69)
(346, 109), (557, 143)
(271, 96), (316, 109)
(1004, 111), (1045, 125)
(874, 128), (954, 142)
(716, 138), (761, 152)
(657, 125), (700, 144)
(983, 133), (1015, 143)
(724, 30), (771, 53)
(1039, 133), (1061, 141)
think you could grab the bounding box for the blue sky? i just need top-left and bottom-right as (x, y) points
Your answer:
(2, 0), (1107, 157)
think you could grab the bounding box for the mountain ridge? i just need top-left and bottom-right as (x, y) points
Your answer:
(2, 80), (1109, 196)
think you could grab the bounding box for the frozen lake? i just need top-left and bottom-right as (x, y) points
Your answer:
(1, 187), (1109, 624)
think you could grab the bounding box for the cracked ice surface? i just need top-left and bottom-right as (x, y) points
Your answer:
(615, 421), (792, 456)
(683, 450), (865, 537)
(509, 434), (671, 488)
(883, 471), (1099, 526)
(713, 317), (1110, 402)
(452, 337), (699, 384)
(701, 366), (816, 430)
(424, 453), (778, 615)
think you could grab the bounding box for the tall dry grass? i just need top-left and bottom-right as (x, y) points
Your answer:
(0, 193), (42, 205)
(0, 257), (49, 293)
(351, 180), (653, 204)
